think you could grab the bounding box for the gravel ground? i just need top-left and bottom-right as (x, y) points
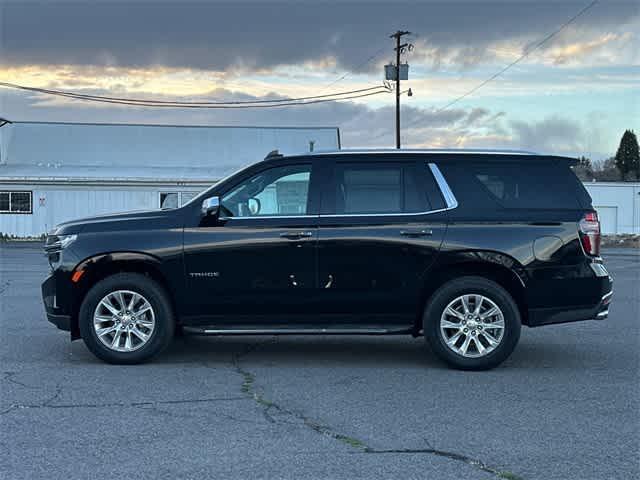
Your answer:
(0, 242), (638, 480)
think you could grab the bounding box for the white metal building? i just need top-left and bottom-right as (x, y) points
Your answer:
(584, 182), (640, 234)
(0, 121), (340, 237)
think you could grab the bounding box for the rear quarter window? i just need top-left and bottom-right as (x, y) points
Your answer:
(439, 160), (588, 210)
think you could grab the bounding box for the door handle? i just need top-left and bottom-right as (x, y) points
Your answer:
(280, 231), (314, 239)
(399, 229), (433, 237)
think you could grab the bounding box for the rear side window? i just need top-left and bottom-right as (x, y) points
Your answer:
(326, 162), (430, 215)
(439, 161), (586, 210)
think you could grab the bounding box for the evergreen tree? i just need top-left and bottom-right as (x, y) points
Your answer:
(614, 130), (640, 179)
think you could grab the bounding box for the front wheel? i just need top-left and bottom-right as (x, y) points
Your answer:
(424, 276), (521, 370)
(79, 273), (175, 364)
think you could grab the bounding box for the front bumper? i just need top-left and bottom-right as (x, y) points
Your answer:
(42, 273), (72, 332)
(46, 312), (72, 331)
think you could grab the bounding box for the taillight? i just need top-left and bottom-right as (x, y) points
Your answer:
(579, 211), (600, 256)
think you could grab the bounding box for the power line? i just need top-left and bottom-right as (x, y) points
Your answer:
(51, 87), (390, 108)
(0, 80), (388, 106)
(393, 0), (599, 138)
(0, 81), (391, 108)
(96, 88), (391, 108)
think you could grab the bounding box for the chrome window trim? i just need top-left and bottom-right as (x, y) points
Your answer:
(223, 210), (451, 220)
(428, 163), (458, 209)
(220, 214), (316, 220)
(222, 162), (458, 220)
(318, 208), (450, 218)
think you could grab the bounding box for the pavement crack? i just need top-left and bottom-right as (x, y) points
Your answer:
(0, 383), (62, 416)
(232, 340), (524, 480)
(362, 448), (523, 479)
(1, 371), (41, 389)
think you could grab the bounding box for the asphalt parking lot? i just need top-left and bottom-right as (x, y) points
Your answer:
(0, 242), (638, 480)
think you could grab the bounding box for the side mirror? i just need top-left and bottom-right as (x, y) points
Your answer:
(201, 196), (220, 216)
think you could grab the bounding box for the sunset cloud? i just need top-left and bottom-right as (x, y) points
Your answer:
(0, 1), (637, 160)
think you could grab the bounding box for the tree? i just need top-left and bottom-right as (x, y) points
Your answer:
(594, 157), (622, 181)
(573, 156), (594, 181)
(578, 156), (592, 169)
(614, 130), (640, 179)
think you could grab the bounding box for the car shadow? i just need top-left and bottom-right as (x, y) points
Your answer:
(158, 334), (444, 368)
(68, 332), (619, 371)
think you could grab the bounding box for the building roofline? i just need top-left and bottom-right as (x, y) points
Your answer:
(0, 120), (340, 131)
(0, 176), (215, 186)
(583, 181), (640, 187)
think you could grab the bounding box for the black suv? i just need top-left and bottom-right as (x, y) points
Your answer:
(42, 150), (613, 369)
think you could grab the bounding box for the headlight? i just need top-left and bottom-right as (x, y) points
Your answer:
(44, 234), (78, 253)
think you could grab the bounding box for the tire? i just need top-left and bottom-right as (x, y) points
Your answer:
(423, 276), (521, 370)
(79, 273), (175, 364)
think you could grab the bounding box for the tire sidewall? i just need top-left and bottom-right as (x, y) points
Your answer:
(424, 277), (521, 370)
(79, 274), (174, 364)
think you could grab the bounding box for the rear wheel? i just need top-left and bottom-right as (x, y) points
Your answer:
(424, 276), (521, 370)
(79, 273), (174, 364)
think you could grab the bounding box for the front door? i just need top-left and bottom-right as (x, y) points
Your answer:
(183, 162), (319, 324)
(316, 157), (447, 325)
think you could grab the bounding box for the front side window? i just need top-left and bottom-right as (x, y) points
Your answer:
(221, 164), (311, 217)
(329, 163), (428, 215)
(0, 191), (32, 214)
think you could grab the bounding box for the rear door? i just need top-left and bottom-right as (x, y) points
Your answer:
(315, 155), (448, 325)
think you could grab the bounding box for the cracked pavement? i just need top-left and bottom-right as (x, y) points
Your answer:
(1, 243), (638, 479)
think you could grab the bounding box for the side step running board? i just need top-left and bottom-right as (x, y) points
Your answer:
(182, 327), (412, 336)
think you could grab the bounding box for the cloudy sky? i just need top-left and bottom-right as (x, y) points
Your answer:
(0, 0), (638, 160)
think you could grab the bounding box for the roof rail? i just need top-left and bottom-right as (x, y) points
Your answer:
(264, 149), (283, 160)
(0, 118), (12, 127)
(304, 148), (538, 156)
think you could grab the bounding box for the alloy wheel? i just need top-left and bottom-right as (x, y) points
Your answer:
(439, 294), (505, 358)
(93, 290), (156, 352)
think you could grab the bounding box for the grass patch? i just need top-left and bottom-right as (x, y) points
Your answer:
(334, 434), (368, 450)
(498, 471), (524, 480)
(240, 371), (254, 395)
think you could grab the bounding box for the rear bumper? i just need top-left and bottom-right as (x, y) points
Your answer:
(528, 288), (613, 327)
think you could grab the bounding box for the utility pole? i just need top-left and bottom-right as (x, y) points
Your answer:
(390, 30), (410, 149)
